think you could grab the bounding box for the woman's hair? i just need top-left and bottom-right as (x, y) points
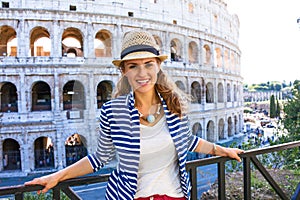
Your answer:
(113, 59), (190, 117)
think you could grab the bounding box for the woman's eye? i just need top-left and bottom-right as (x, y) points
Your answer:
(128, 65), (137, 69)
(145, 63), (154, 68)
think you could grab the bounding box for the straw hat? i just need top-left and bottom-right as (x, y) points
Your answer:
(112, 30), (168, 67)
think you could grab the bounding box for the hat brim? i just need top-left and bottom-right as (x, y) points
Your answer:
(112, 51), (168, 67)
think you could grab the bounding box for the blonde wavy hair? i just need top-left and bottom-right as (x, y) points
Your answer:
(113, 59), (190, 118)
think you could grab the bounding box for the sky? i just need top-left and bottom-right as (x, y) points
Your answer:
(225, 0), (300, 84)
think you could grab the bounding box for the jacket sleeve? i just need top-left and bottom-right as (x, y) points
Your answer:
(87, 104), (115, 172)
(184, 115), (200, 152)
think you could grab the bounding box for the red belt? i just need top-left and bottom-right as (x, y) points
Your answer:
(135, 194), (186, 200)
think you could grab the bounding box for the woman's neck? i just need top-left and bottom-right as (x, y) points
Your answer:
(134, 90), (160, 107)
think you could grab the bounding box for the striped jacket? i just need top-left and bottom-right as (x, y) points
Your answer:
(87, 92), (200, 200)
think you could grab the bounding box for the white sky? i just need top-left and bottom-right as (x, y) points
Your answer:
(226, 0), (300, 84)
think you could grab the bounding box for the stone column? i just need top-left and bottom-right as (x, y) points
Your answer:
(16, 19), (27, 57)
(51, 20), (61, 58)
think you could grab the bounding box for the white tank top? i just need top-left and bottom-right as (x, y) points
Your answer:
(134, 116), (184, 198)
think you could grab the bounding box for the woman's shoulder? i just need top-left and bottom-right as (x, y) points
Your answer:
(101, 94), (131, 108)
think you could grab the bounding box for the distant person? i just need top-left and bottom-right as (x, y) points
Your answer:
(25, 30), (244, 200)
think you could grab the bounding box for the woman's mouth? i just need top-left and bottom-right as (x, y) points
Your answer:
(137, 79), (150, 86)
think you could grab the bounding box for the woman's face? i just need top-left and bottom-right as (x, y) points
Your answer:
(122, 58), (161, 94)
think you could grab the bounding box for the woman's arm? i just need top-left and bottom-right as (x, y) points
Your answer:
(195, 139), (244, 162)
(25, 157), (93, 194)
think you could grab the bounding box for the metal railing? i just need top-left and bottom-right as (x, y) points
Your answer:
(0, 140), (299, 200)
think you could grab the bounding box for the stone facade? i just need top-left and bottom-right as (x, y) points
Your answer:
(0, 0), (243, 176)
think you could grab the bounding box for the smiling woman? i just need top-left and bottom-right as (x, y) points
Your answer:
(25, 30), (244, 200)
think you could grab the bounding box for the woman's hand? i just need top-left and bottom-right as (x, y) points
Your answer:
(215, 145), (244, 162)
(25, 173), (59, 194)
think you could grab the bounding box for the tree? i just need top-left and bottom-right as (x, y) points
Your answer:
(269, 95), (276, 118)
(276, 98), (280, 118)
(283, 80), (300, 137)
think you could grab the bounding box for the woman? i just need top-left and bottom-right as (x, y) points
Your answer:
(25, 30), (243, 200)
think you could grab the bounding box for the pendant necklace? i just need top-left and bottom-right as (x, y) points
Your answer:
(138, 104), (161, 123)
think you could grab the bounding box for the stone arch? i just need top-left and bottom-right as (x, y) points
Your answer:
(192, 122), (203, 138)
(95, 29), (112, 57)
(2, 138), (21, 170)
(34, 136), (54, 169)
(191, 81), (201, 104)
(65, 133), (88, 166)
(206, 120), (215, 142)
(170, 38), (182, 61)
(0, 82), (18, 112)
(188, 41), (198, 63)
(29, 26), (51, 56)
(153, 35), (163, 55)
(233, 84), (237, 101)
(62, 27), (84, 57)
(63, 80), (85, 110)
(206, 82), (214, 103)
(228, 116), (234, 136)
(218, 118), (225, 139)
(175, 80), (186, 92)
(203, 44), (211, 65)
(97, 80), (113, 108)
(214, 47), (222, 67)
(0, 25), (17, 56)
(217, 82), (224, 103)
(227, 83), (231, 102)
(31, 81), (51, 111)
(234, 115), (238, 134)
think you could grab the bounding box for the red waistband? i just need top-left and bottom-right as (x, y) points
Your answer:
(135, 194), (186, 200)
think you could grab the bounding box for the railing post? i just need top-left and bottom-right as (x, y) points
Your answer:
(189, 166), (198, 200)
(15, 192), (23, 200)
(243, 156), (251, 200)
(53, 187), (60, 200)
(218, 161), (226, 200)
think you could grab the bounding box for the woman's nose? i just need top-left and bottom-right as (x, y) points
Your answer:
(137, 66), (147, 76)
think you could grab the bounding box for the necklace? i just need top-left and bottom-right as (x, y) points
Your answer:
(138, 104), (161, 123)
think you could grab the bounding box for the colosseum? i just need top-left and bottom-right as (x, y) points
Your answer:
(0, 0), (243, 175)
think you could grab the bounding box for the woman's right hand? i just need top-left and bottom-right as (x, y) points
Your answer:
(25, 173), (59, 194)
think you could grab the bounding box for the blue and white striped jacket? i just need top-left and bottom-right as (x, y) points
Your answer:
(87, 92), (200, 200)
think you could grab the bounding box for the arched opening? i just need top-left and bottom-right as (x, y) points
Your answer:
(191, 81), (201, 104)
(65, 133), (87, 166)
(0, 82), (18, 112)
(218, 118), (225, 139)
(188, 41), (198, 63)
(31, 81), (51, 111)
(30, 27), (51, 56)
(95, 30), (112, 57)
(170, 39), (182, 62)
(214, 48), (222, 67)
(153, 35), (163, 55)
(228, 117), (233, 137)
(175, 80), (186, 92)
(34, 137), (54, 169)
(3, 139), (21, 170)
(62, 28), (84, 57)
(227, 83), (231, 102)
(206, 82), (214, 103)
(97, 81), (113, 109)
(63, 80), (85, 110)
(217, 83), (224, 103)
(0, 25), (17, 57)
(206, 120), (215, 142)
(203, 44), (211, 65)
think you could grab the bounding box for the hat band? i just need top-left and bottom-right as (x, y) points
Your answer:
(121, 45), (159, 59)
